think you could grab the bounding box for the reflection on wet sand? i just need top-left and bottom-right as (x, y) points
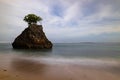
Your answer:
(9, 58), (120, 80)
(11, 58), (46, 74)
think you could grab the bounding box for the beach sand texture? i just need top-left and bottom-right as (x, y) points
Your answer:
(0, 55), (120, 80)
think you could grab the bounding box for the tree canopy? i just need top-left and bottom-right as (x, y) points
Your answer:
(23, 14), (42, 25)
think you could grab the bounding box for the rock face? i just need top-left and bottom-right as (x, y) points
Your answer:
(12, 24), (53, 49)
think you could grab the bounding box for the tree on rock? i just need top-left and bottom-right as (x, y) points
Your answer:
(24, 14), (42, 25)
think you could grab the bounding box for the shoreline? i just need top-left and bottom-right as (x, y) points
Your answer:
(0, 56), (120, 80)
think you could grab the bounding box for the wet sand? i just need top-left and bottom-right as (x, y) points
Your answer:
(0, 54), (120, 80)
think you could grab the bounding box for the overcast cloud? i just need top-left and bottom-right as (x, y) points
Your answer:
(0, 0), (120, 43)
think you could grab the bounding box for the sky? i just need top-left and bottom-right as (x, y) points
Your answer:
(0, 0), (120, 43)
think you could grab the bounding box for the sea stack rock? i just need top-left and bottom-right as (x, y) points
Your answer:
(12, 24), (53, 49)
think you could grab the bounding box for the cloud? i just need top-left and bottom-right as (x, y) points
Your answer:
(0, 0), (120, 43)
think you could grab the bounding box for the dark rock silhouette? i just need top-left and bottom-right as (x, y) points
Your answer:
(12, 24), (52, 49)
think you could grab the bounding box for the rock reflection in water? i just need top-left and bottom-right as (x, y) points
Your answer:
(12, 49), (52, 57)
(11, 58), (46, 74)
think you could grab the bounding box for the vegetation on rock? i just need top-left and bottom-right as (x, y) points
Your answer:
(24, 14), (42, 25)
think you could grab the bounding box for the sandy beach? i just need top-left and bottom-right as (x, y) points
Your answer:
(0, 54), (120, 80)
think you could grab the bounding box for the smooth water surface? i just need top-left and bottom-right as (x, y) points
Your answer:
(0, 43), (120, 59)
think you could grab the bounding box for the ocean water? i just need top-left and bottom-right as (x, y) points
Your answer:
(0, 43), (120, 59)
(0, 43), (120, 80)
(0, 42), (120, 73)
